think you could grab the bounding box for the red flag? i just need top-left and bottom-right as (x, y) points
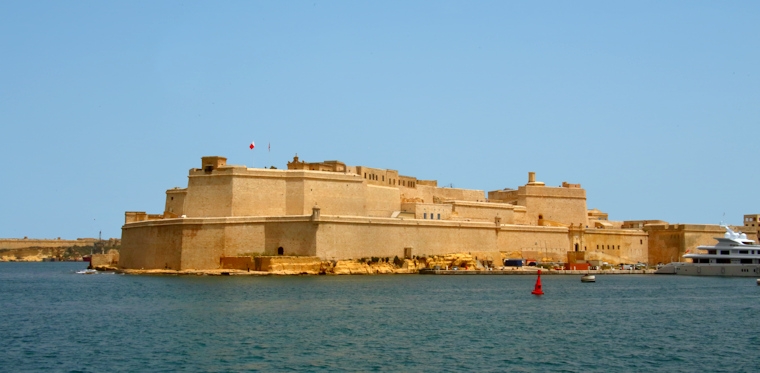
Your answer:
(249, 141), (255, 150)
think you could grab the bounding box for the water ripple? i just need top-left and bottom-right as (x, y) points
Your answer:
(2, 264), (759, 372)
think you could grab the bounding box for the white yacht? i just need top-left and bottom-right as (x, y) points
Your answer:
(656, 226), (760, 276)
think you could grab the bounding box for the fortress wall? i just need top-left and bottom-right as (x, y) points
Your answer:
(231, 172), (287, 217)
(184, 172), (233, 217)
(365, 184), (401, 217)
(300, 176), (366, 216)
(313, 217), (572, 261)
(176, 219), (317, 269)
(180, 224), (227, 270)
(120, 223), (183, 270)
(488, 189), (519, 204)
(407, 203), (451, 220)
(223, 223), (266, 256)
(264, 221), (318, 257)
(286, 178), (305, 215)
(645, 225), (684, 264)
(513, 206), (528, 225)
(431, 187), (485, 202)
(645, 224), (725, 265)
(496, 226), (570, 261)
(121, 217), (317, 270)
(582, 229), (648, 264)
(518, 185), (588, 227)
(403, 185), (485, 204)
(355, 166), (403, 187)
(164, 188), (187, 217)
(450, 201), (516, 223)
(314, 219), (499, 260)
(120, 216), (654, 269)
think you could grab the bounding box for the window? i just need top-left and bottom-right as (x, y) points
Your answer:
(424, 213), (427, 219)
(437, 214), (441, 220)
(720, 250), (729, 255)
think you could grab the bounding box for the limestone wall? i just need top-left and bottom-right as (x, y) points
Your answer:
(517, 185), (588, 227)
(231, 171), (288, 217)
(366, 184), (401, 217)
(220, 256), (254, 270)
(645, 224), (726, 265)
(164, 188), (187, 217)
(183, 171), (233, 217)
(121, 212), (665, 270)
(255, 256), (322, 272)
(263, 220), (318, 257)
(402, 184), (485, 204)
(223, 223), (266, 257)
(313, 217), (571, 262)
(179, 223), (228, 270)
(448, 201), (517, 223)
(120, 222), (183, 270)
(298, 174), (366, 216)
(91, 250), (119, 268)
(582, 229), (648, 264)
(496, 225), (571, 262)
(313, 218), (498, 260)
(401, 202), (452, 220)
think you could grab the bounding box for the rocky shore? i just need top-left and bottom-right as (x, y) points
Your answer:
(109, 252), (655, 276)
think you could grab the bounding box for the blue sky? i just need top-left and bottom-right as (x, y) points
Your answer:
(1, 1), (758, 239)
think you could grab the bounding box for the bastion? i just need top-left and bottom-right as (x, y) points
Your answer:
(120, 155), (677, 271)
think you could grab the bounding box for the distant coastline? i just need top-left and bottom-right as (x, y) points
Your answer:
(0, 237), (120, 262)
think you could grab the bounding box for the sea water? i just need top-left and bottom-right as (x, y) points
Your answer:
(1, 262), (759, 372)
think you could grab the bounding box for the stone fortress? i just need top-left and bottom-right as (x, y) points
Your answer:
(120, 156), (758, 271)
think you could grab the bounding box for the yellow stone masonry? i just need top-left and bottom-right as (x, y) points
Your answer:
(119, 155), (750, 271)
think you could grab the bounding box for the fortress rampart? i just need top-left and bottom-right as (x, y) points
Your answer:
(119, 155), (740, 271)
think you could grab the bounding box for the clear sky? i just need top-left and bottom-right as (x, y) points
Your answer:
(1, 1), (758, 239)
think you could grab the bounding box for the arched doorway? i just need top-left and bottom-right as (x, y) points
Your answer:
(277, 247), (284, 255)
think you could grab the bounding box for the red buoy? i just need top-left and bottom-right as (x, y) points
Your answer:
(531, 270), (544, 295)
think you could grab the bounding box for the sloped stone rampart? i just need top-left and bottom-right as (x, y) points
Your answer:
(220, 256), (254, 270)
(255, 256), (323, 274)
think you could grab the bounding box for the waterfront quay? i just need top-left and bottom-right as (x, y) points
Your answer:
(419, 268), (655, 275)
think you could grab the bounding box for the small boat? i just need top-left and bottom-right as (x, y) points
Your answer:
(581, 274), (595, 283)
(76, 269), (98, 275)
